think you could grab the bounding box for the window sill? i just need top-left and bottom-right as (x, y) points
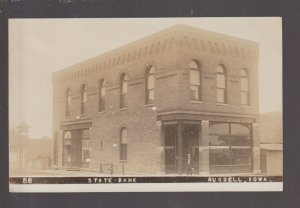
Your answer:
(119, 160), (128, 163)
(190, 100), (203, 104)
(216, 103), (229, 106)
(144, 104), (155, 107)
(119, 108), (128, 111)
(241, 105), (252, 108)
(76, 114), (87, 119)
(98, 111), (105, 114)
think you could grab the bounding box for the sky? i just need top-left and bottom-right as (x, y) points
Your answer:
(9, 18), (282, 138)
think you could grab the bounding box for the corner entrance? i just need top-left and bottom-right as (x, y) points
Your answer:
(62, 128), (91, 170)
(164, 121), (200, 175)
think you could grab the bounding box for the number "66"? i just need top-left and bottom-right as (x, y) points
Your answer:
(22, 177), (32, 184)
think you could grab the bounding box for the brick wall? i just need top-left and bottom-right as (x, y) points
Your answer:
(53, 24), (259, 173)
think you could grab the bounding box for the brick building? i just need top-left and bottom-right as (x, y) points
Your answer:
(52, 24), (260, 175)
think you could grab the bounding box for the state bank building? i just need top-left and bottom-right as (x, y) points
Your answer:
(52, 24), (260, 175)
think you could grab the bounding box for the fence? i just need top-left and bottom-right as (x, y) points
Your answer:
(100, 163), (125, 175)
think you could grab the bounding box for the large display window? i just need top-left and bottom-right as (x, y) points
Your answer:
(63, 131), (72, 167)
(209, 122), (252, 174)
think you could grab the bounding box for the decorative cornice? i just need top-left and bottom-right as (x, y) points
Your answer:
(53, 24), (258, 84)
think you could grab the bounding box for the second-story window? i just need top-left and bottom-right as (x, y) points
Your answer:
(241, 68), (250, 106)
(120, 73), (128, 109)
(216, 64), (227, 104)
(65, 89), (71, 117)
(81, 84), (87, 114)
(189, 60), (202, 101)
(99, 79), (106, 112)
(145, 65), (155, 104)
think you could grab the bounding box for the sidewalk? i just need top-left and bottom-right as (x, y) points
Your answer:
(10, 168), (266, 177)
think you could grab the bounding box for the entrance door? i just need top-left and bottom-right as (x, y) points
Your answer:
(164, 125), (177, 174)
(70, 129), (83, 169)
(183, 124), (200, 174)
(164, 122), (200, 175)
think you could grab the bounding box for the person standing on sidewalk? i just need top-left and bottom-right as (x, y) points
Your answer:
(187, 153), (193, 175)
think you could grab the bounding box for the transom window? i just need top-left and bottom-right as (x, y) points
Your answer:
(120, 73), (128, 109)
(81, 84), (87, 114)
(145, 65), (155, 104)
(120, 128), (127, 160)
(189, 60), (202, 101)
(216, 65), (227, 103)
(99, 79), (106, 112)
(241, 69), (250, 106)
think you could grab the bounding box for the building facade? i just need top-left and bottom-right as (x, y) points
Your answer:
(53, 24), (260, 175)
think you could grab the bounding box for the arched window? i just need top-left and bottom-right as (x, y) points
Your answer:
(241, 69), (250, 105)
(145, 65), (155, 104)
(65, 89), (71, 116)
(99, 79), (106, 112)
(189, 60), (202, 101)
(64, 131), (71, 140)
(216, 65), (227, 103)
(120, 128), (127, 160)
(81, 84), (87, 114)
(120, 73), (128, 108)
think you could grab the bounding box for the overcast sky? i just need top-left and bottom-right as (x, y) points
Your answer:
(9, 17), (282, 138)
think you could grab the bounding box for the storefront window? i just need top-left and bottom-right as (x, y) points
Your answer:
(82, 130), (90, 168)
(63, 131), (72, 167)
(209, 122), (252, 174)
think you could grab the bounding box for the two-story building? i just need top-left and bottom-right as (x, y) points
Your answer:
(52, 24), (260, 175)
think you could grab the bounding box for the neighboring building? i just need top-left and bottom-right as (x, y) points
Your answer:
(9, 122), (29, 170)
(25, 137), (53, 170)
(52, 24), (260, 175)
(9, 122), (53, 172)
(260, 112), (283, 176)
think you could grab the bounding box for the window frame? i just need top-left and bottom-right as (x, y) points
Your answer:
(145, 65), (155, 104)
(120, 73), (128, 109)
(81, 129), (91, 168)
(240, 68), (250, 106)
(216, 64), (227, 104)
(209, 122), (253, 173)
(63, 131), (72, 167)
(120, 127), (128, 161)
(65, 89), (71, 117)
(81, 84), (87, 115)
(189, 60), (202, 101)
(99, 79), (106, 112)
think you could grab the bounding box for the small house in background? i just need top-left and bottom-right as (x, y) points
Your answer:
(9, 122), (53, 173)
(260, 112), (283, 176)
(9, 122), (29, 170)
(25, 137), (53, 170)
